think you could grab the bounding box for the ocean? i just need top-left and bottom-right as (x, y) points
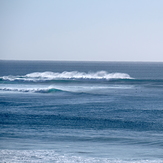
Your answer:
(0, 60), (163, 163)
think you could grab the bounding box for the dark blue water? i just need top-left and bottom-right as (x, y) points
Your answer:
(0, 61), (163, 163)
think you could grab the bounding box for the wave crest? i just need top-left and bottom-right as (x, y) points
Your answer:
(0, 71), (133, 82)
(0, 87), (63, 93)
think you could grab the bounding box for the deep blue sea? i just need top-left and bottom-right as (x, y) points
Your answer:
(0, 60), (163, 163)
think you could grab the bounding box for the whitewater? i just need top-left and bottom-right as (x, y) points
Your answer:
(0, 71), (132, 81)
(0, 71), (134, 94)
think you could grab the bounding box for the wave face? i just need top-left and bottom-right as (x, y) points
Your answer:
(0, 84), (134, 94)
(0, 71), (133, 82)
(0, 87), (63, 93)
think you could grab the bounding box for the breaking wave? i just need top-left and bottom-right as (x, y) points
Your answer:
(0, 71), (133, 82)
(0, 87), (63, 93)
(0, 85), (133, 94)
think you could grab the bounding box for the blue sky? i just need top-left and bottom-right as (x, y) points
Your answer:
(1, 0), (163, 61)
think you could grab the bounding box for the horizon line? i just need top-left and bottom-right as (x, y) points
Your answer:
(0, 59), (163, 63)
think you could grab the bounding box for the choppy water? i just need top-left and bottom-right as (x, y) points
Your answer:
(0, 61), (163, 163)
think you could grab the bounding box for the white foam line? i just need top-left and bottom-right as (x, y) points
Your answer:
(0, 150), (162, 163)
(0, 71), (133, 81)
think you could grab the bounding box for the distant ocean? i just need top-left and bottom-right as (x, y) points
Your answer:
(0, 60), (163, 163)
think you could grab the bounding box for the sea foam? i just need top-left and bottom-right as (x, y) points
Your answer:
(1, 71), (133, 82)
(0, 150), (162, 163)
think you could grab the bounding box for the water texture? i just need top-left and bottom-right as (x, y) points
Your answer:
(0, 61), (163, 162)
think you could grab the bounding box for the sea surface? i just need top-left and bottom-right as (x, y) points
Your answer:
(0, 60), (163, 163)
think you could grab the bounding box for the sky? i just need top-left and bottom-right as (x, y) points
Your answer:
(0, 0), (163, 62)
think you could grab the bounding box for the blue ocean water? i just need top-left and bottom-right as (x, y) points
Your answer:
(0, 60), (163, 163)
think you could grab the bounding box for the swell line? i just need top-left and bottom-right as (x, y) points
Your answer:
(0, 71), (133, 82)
(1, 113), (162, 132)
(0, 87), (64, 94)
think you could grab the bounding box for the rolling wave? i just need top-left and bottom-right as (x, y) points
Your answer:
(0, 71), (133, 82)
(0, 87), (64, 93)
(1, 112), (162, 132)
(0, 85), (132, 94)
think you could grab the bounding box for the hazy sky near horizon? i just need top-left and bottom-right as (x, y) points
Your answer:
(1, 0), (163, 61)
